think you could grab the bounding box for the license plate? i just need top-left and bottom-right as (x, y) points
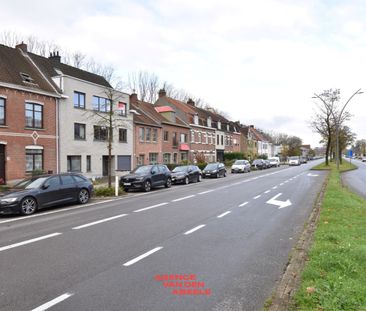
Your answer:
(206, 173), (210, 176)
(123, 182), (131, 186)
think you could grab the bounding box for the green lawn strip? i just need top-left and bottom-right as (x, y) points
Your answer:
(312, 161), (357, 171)
(293, 165), (366, 310)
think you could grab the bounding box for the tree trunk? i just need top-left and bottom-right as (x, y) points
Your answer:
(325, 137), (331, 166)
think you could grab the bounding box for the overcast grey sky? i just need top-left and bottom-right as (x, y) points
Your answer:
(1, 0), (366, 147)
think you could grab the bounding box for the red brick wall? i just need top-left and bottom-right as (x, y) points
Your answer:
(134, 124), (162, 166)
(0, 87), (57, 182)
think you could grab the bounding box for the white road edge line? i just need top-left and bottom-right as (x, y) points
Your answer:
(172, 195), (195, 202)
(31, 293), (74, 311)
(184, 224), (206, 235)
(123, 247), (163, 267)
(133, 202), (168, 213)
(72, 214), (128, 230)
(217, 211), (231, 218)
(239, 201), (249, 207)
(0, 232), (62, 252)
(253, 195), (261, 199)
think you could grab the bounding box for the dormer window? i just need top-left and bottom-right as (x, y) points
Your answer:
(194, 114), (199, 125)
(218, 121), (221, 130)
(227, 124), (230, 131)
(20, 72), (34, 83)
(207, 116), (212, 127)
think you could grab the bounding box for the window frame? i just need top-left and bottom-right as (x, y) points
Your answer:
(0, 98), (5, 125)
(67, 155), (82, 172)
(92, 95), (111, 113)
(73, 91), (86, 109)
(93, 125), (109, 141)
(74, 123), (86, 140)
(25, 148), (43, 172)
(25, 102), (43, 129)
(119, 128), (127, 143)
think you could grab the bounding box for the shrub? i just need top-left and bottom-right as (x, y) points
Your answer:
(223, 152), (246, 161)
(197, 162), (207, 170)
(31, 169), (45, 176)
(94, 187), (125, 197)
(166, 163), (180, 171)
(224, 159), (235, 167)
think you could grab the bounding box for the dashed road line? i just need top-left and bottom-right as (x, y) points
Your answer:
(72, 214), (128, 230)
(172, 195), (195, 202)
(123, 247), (163, 267)
(239, 201), (249, 207)
(264, 190), (271, 194)
(197, 190), (214, 195)
(0, 232), (62, 252)
(253, 195), (261, 199)
(272, 186), (278, 189)
(133, 202), (168, 213)
(184, 224), (206, 235)
(31, 293), (74, 311)
(217, 211), (231, 218)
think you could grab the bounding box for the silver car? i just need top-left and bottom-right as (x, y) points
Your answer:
(231, 160), (251, 173)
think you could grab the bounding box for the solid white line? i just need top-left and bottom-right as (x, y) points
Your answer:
(264, 190), (271, 194)
(239, 201), (249, 207)
(184, 224), (206, 235)
(123, 247), (163, 267)
(72, 214), (128, 230)
(172, 195), (195, 202)
(198, 190), (214, 195)
(31, 293), (73, 311)
(0, 232), (62, 252)
(253, 195), (261, 199)
(133, 202), (168, 213)
(217, 211), (231, 218)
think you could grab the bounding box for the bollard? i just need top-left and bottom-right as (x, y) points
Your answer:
(115, 175), (119, 197)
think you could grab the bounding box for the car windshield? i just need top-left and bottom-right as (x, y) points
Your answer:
(289, 156), (299, 160)
(253, 159), (262, 163)
(234, 160), (245, 165)
(132, 166), (153, 175)
(13, 177), (49, 190)
(205, 163), (218, 170)
(172, 166), (188, 173)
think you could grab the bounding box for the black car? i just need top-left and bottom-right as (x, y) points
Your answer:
(120, 164), (172, 192)
(202, 162), (226, 178)
(171, 165), (202, 184)
(0, 173), (93, 216)
(251, 159), (266, 170)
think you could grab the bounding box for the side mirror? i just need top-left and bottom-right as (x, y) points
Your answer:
(41, 184), (49, 190)
(151, 170), (156, 175)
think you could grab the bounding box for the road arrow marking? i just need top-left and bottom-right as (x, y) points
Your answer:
(307, 173), (319, 177)
(266, 193), (292, 209)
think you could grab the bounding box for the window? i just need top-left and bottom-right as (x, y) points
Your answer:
(163, 153), (171, 164)
(152, 128), (158, 142)
(86, 155), (91, 172)
(139, 127), (145, 142)
(198, 132), (202, 143)
(163, 131), (169, 142)
(61, 175), (75, 185)
(172, 132), (178, 147)
(180, 152), (187, 162)
(146, 128), (151, 142)
(138, 154), (145, 166)
(208, 134), (211, 144)
(67, 156), (81, 172)
(119, 128), (127, 143)
(118, 102), (127, 116)
(73, 91), (85, 109)
(173, 153), (178, 164)
(0, 98), (5, 125)
(217, 134), (219, 144)
(180, 133), (187, 143)
(74, 123), (86, 140)
(92, 96), (110, 112)
(25, 103), (43, 128)
(94, 126), (108, 141)
(44, 176), (61, 189)
(221, 135), (224, 145)
(117, 155), (131, 171)
(191, 131), (195, 143)
(149, 153), (158, 164)
(26, 148), (43, 172)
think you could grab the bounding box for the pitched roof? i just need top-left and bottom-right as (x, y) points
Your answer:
(155, 106), (174, 113)
(131, 101), (161, 127)
(0, 44), (59, 95)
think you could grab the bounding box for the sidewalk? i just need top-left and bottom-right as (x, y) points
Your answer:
(342, 160), (366, 199)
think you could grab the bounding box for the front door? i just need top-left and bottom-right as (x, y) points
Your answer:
(0, 144), (5, 185)
(102, 156), (115, 176)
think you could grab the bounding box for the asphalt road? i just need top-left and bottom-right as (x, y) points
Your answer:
(342, 159), (366, 199)
(0, 160), (326, 311)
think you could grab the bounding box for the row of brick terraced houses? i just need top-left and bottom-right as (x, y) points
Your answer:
(0, 43), (276, 184)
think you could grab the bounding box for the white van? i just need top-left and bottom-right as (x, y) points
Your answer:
(268, 157), (280, 167)
(288, 156), (300, 166)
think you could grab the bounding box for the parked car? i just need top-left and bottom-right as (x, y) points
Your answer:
(288, 156), (301, 166)
(251, 159), (266, 170)
(171, 165), (202, 184)
(264, 160), (271, 169)
(202, 162), (226, 178)
(231, 160), (251, 173)
(120, 164), (172, 192)
(300, 156), (308, 164)
(0, 173), (93, 216)
(268, 157), (280, 167)
(362, 156), (366, 162)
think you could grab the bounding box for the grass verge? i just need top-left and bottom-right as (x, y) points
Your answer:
(312, 161), (357, 171)
(293, 163), (366, 310)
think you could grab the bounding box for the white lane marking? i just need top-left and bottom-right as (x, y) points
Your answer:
(172, 195), (195, 202)
(253, 195), (261, 199)
(0, 199), (115, 224)
(198, 190), (214, 195)
(272, 186), (278, 189)
(266, 193), (292, 209)
(284, 180), (289, 183)
(280, 183), (284, 186)
(239, 201), (249, 207)
(31, 293), (74, 311)
(0, 232), (62, 252)
(133, 202), (168, 213)
(217, 211), (231, 218)
(72, 214), (128, 230)
(123, 247), (163, 267)
(264, 190), (271, 194)
(184, 224), (206, 235)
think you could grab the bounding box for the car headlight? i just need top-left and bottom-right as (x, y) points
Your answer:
(1, 197), (18, 203)
(134, 177), (144, 181)
(212, 170), (217, 173)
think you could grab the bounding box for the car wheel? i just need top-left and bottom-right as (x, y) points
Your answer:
(144, 180), (151, 192)
(78, 188), (90, 204)
(184, 176), (189, 185)
(224, 171), (227, 177)
(216, 173), (219, 178)
(20, 196), (37, 216)
(165, 178), (172, 188)
(198, 174), (202, 182)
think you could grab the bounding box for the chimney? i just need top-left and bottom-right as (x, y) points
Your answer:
(49, 51), (61, 63)
(16, 42), (27, 53)
(187, 98), (195, 106)
(130, 92), (138, 104)
(158, 89), (166, 98)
